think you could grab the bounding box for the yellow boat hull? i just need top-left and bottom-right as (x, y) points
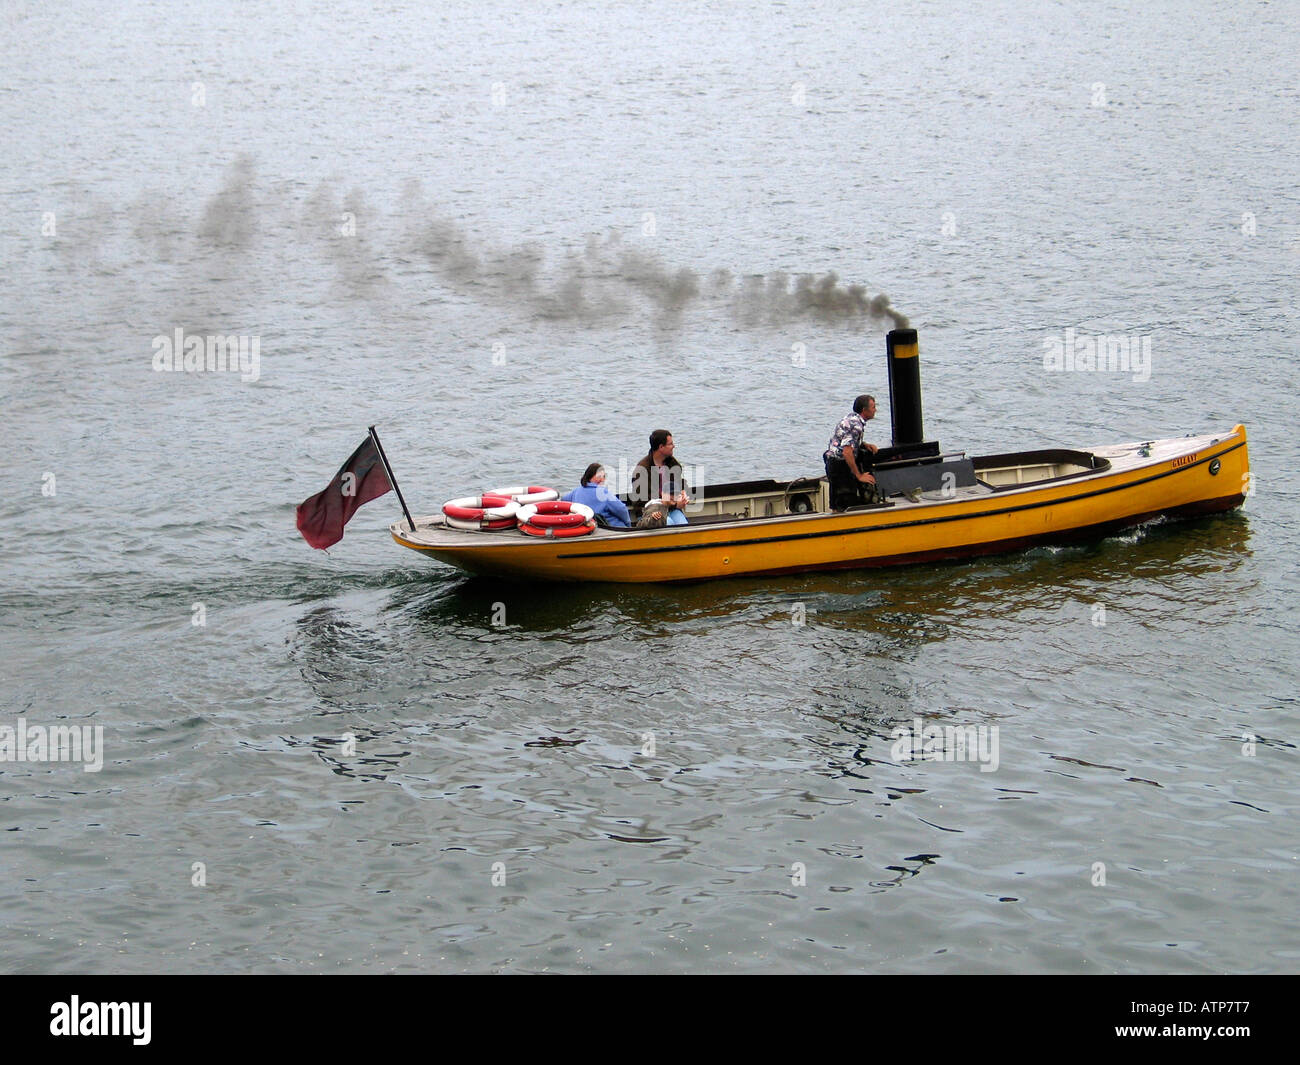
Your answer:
(390, 426), (1250, 583)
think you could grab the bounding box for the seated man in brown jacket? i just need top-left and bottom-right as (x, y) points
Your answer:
(630, 429), (689, 526)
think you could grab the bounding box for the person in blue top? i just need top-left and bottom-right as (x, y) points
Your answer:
(562, 463), (632, 527)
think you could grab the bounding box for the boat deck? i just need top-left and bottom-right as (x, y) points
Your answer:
(396, 431), (1230, 549)
(399, 480), (999, 546)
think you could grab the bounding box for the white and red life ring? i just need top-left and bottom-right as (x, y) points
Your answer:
(441, 494), (519, 531)
(518, 500), (594, 527)
(517, 500), (596, 538)
(492, 485), (560, 506)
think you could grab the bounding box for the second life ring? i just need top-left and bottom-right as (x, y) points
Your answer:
(517, 500), (596, 538)
(441, 494), (519, 530)
(492, 485), (560, 506)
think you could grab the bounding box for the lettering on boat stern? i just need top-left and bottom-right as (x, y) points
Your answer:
(1171, 452), (1198, 470)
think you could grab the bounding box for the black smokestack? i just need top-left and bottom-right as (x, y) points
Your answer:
(886, 328), (923, 447)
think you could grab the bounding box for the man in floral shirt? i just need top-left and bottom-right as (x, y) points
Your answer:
(823, 395), (880, 511)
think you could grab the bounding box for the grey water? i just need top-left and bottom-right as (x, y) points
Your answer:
(1, 0), (1297, 973)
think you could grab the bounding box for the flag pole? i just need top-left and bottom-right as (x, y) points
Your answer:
(368, 425), (416, 533)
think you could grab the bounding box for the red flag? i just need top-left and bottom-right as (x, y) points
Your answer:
(296, 436), (392, 550)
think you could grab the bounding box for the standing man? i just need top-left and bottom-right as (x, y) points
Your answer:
(824, 395), (880, 511)
(632, 429), (690, 525)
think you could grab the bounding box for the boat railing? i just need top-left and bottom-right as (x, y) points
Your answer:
(873, 449), (968, 470)
(973, 448), (1111, 489)
(620, 474), (830, 522)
